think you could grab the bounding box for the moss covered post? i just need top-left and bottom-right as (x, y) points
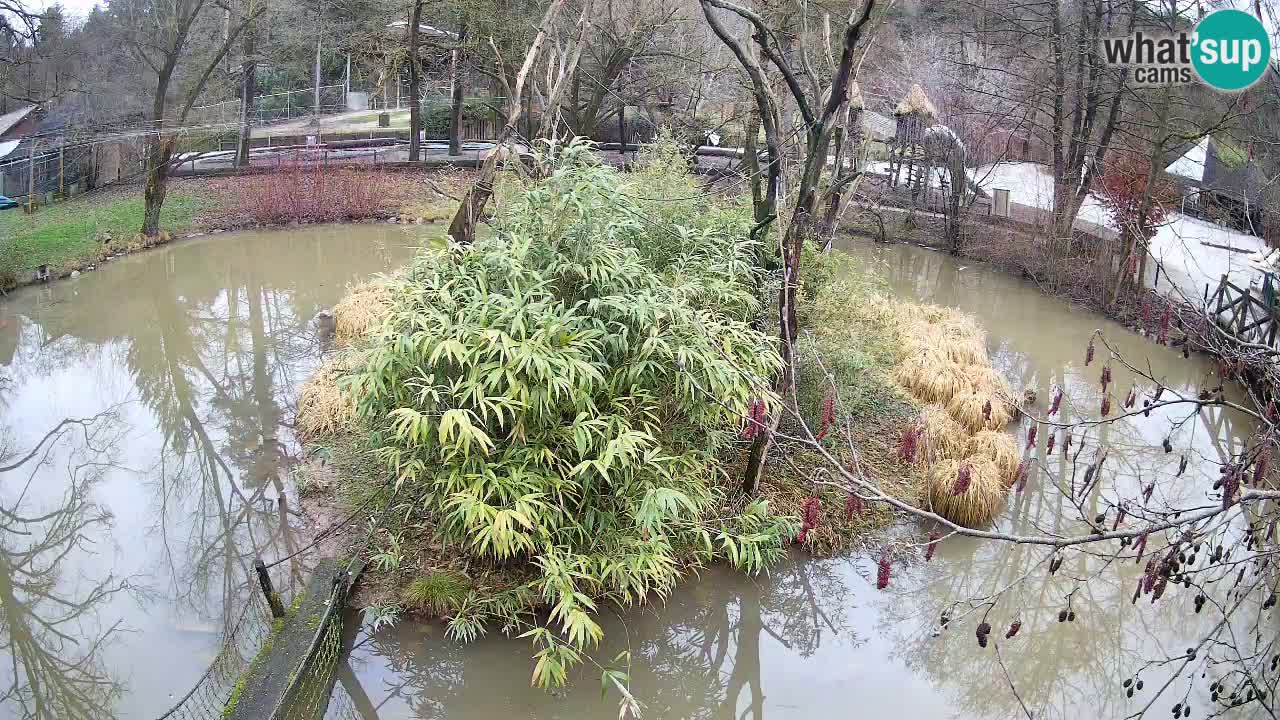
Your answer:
(255, 559), (286, 618)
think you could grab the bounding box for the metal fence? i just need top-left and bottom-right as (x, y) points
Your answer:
(267, 568), (353, 720)
(367, 79), (451, 111)
(185, 85), (350, 128)
(0, 143), (94, 206)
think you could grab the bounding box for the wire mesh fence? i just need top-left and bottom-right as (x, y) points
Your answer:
(267, 570), (352, 720)
(153, 600), (275, 720)
(147, 468), (391, 720)
(320, 671), (363, 720)
(185, 85), (350, 128)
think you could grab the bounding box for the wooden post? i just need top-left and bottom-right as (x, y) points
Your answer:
(255, 559), (287, 618)
(58, 146), (65, 198)
(617, 103), (625, 158)
(27, 141), (36, 213)
(523, 84), (532, 140)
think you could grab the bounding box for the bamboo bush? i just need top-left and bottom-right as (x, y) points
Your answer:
(345, 139), (794, 685)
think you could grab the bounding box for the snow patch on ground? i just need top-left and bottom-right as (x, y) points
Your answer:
(974, 161), (1267, 300)
(869, 159), (1269, 301)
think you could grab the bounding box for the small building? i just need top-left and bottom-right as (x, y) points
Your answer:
(0, 105), (37, 142)
(0, 105), (96, 203)
(1164, 135), (1265, 234)
(0, 105), (39, 198)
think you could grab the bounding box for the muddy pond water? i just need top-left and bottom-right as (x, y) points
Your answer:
(0, 224), (426, 719)
(0, 227), (1257, 720)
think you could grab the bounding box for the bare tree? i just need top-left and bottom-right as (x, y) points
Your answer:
(448, 20), (467, 156)
(446, 0), (587, 244)
(114, 0), (267, 237)
(700, 0), (876, 493)
(407, 0), (424, 161)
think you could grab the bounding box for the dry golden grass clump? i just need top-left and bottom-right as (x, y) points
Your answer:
(898, 317), (987, 367)
(966, 430), (1020, 482)
(964, 365), (1015, 398)
(883, 300), (1022, 527)
(917, 405), (968, 464)
(926, 458), (1007, 527)
(296, 355), (360, 436)
(947, 390), (1015, 434)
(893, 352), (968, 405)
(333, 281), (394, 346)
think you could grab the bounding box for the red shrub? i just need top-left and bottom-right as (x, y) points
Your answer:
(220, 167), (397, 226)
(1097, 153), (1177, 241)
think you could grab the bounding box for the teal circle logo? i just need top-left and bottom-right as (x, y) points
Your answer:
(1192, 9), (1272, 91)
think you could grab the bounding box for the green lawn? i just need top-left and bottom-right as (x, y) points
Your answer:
(0, 190), (206, 286)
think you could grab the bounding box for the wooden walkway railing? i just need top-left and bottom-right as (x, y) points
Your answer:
(1206, 274), (1280, 348)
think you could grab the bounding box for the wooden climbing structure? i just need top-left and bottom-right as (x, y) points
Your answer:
(887, 84), (940, 197)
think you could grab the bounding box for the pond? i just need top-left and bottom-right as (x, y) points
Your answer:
(0, 224), (427, 719)
(0, 228), (1257, 720)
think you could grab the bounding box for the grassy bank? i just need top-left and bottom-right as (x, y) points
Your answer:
(0, 169), (467, 292)
(0, 189), (207, 287)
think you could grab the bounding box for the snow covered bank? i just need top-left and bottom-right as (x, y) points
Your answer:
(973, 161), (1267, 302)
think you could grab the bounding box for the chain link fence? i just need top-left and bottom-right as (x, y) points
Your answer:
(185, 85), (350, 128)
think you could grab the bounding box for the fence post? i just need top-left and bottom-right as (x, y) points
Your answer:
(523, 85), (532, 140)
(27, 141), (36, 213)
(255, 559), (287, 618)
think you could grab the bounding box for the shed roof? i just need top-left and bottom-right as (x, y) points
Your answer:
(1164, 136), (1209, 183)
(0, 105), (36, 138)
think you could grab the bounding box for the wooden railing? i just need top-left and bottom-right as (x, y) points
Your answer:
(1206, 274), (1280, 347)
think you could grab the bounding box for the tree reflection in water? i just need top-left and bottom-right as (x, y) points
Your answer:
(337, 556), (860, 720)
(0, 226), (418, 717)
(0, 410), (135, 719)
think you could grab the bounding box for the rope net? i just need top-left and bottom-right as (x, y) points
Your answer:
(268, 574), (350, 720)
(154, 601), (274, 720)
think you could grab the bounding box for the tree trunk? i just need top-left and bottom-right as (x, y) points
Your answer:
(617, 103), (626, 154)
(408, 0), (423, 162)
(741, 134), (828, 494)
(237, 28), (257, 167)
(313, 34), (322, 116)
(742, 107), (763, 223)
(447, 22), (467, 156)
(446, 0), (570, 244)
(141, 135), (175, 237)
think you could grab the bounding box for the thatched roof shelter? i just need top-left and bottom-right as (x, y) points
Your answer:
(848, 80), (865, 111)
(893, 84), (939, 120)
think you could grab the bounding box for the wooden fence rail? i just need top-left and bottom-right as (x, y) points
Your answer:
(1206, 274), (1280, 348)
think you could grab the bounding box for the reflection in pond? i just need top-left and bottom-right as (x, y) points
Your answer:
(334, 239), (1264, 720)
(341, 559), (897, 720)
(0, 411), (130, 720)
(0, 225), (423, 719)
